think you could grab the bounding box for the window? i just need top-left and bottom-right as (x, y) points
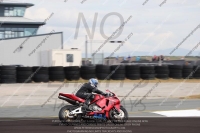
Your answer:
(18, 32), (24, 37)
(4, 28), (23, 38)
(0, 28), (38, 39)
(0, 31), (4, 38)
(5, 31), (13, 38)
(4, 7), (25, 17)
(66, 54), (73, 62)
(24, 28), (38, 36)
(14, 7), (25, 16)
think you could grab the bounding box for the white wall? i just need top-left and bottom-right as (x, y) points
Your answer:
(40, 50), (50, 66)
(0, 32), (62, 66)
(40, 49), (82, 67)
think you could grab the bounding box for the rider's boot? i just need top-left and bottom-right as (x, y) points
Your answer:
(81, 99), (92, 113)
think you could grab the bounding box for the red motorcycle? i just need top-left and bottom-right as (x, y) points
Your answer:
(58, 90), (128, 124)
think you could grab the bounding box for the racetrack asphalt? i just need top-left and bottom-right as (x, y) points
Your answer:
(0, 117), (200, 133)
(0, 98), (199, 118)
(0, 82), (200, 133)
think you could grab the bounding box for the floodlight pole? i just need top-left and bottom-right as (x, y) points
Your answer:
(86, 39), (123, 65)
(85, 35), (88, 62)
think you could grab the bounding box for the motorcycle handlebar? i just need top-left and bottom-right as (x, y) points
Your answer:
(106, 90), (116, 96)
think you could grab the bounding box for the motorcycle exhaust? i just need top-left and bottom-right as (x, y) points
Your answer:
(58, 95), (80, 105)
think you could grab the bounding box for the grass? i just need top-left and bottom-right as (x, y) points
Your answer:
(180, 95), (200, 99)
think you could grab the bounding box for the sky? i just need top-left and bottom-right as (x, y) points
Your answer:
(5, 0), (200, 57)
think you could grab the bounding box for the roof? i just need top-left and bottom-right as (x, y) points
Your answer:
(0, 17), (45, 25)
(0, 2), (34, 8)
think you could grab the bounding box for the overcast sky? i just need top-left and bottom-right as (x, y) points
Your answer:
(9, 0), (200, 56)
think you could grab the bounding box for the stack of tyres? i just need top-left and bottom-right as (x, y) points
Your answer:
(96, 65), (110, 80)
(80, 66), (96, 80)
(65, 66), (80, 80)
(49, 67), (65, 82)
(17, 67), (33, 83)
(110, 65), (125, 80)
(155, 66), (169, 79)
(193, 66), (200, 79)
(182, 65), (193, 79)
(125, 65), (140, 80)
(32, 67), (49, 83)
(0, 66), (16, 83)
(140, 66), (155, 80)
(169, 65), (183, 79)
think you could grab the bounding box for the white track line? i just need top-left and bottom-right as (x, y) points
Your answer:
(153, 109), (200, 117)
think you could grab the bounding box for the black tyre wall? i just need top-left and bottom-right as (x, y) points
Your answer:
(17, 67), (33, 83)
(110, 65), (125, 80)
(49, 67), (65, 81)
(125, 65), (140, 80)
(96, 65), (110, 80)
(0, 66), (17, 83)
(182, 65), (193, 79)
(32, 67), (49, 83)
(140, 66), (155, 79)
(65, 66), (80, 80)
(169, 65), (183, 79)
(193, 66), (200, 79)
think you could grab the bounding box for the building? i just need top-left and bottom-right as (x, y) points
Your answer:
(0, 2), (44, 38)
(0, 2), (81, 66)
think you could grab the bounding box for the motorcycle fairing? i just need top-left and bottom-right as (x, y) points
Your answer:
(87, 95), (121, 118)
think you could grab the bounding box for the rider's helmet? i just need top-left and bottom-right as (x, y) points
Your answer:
(89, 78), (98, 88)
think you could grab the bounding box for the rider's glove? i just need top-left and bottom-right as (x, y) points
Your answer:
(102, 93), (109, 97)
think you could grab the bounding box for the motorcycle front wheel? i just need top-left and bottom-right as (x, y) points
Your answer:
(109, 106), (128, 124)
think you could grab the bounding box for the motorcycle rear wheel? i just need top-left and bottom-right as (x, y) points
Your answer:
(59, 105), (81, 126)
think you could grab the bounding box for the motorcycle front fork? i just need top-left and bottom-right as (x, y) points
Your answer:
(113, 107), (120, 115)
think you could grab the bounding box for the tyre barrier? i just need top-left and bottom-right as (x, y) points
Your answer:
(1, 65), (200, 84)
(32, 67), (49, 83)
(49, 67), (65, 82)
(193, 66), (200, 79)
(125, 65), (140, 80)
(155, 66), (169, 79)
(110, 65), (125, 80)
(169, 65), (183, 79)
(17, 67), (33, 83)
(96, 65), (111, 80)
(65, 66), (80, 80)
(80, 66), (96, 80)
(182, 65), (193, 79)
(140, 66), (155, 80)
(0, 66), (16, 83)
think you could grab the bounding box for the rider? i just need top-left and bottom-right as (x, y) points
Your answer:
(75, 78), (107, 112)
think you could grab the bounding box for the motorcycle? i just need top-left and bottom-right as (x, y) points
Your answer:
(58, 90), (128, 125)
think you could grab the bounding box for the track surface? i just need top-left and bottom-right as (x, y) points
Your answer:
(0, 83), (200, 132)
(0, 98), (199, 117)
(0, 117), (200, 133)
